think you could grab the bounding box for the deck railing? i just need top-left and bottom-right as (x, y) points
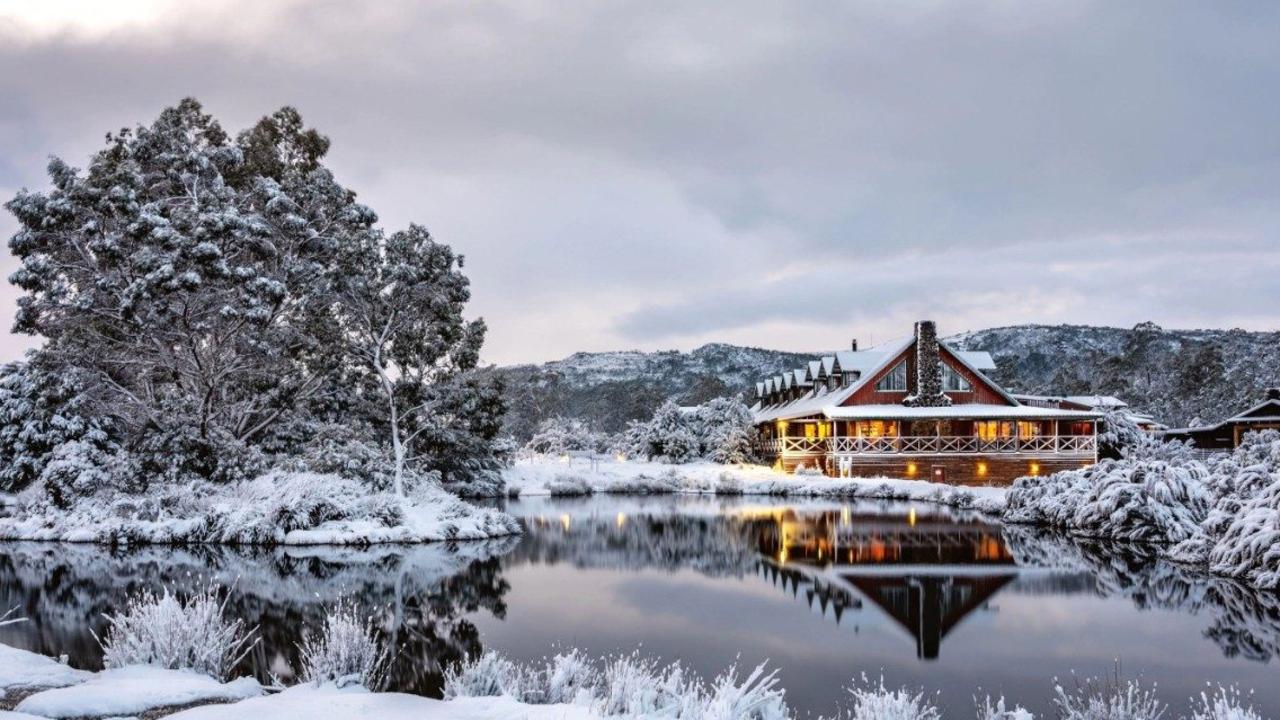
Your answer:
(764, 435), (1096, 457)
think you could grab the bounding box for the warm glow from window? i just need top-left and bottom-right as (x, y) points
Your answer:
(1018, 421), (1041, 438)
(857, 420), (898, 438)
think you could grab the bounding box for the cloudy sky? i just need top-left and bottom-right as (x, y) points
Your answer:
(1, 1), (1277, 365)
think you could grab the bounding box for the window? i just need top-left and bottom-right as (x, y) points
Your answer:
(856, 420), (899, 438)
(941, 363), (972, 392)
(975, 421), (1015, 440)
(876, 361), (908, 391)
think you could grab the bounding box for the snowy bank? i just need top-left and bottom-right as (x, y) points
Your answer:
(166, 682), (596, 720)
(14, 667), (261, 718)
(0, 471), (519, 545)
(0, 645), (87, 699)
(502, 458), (1007, 514)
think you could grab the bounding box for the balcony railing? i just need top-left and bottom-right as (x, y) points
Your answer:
(763, 435), (1095, 457)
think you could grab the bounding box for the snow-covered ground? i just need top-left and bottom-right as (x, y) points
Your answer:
(502, 457), (1008, 515)
(14, 667), (261, 718)
(0, 471), (519, 545)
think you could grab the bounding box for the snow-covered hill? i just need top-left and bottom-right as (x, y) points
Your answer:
(498, 324), (1280, 437)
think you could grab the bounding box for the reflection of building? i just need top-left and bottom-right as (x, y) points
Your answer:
(1161, 388), (1280, 451)
(752, 321), (1099, 485)
(756, 506), (1016, 660)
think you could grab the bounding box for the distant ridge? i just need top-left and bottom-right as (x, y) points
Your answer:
(497, 323), (1280, 439)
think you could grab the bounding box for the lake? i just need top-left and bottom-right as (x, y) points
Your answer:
(1, 494), (1277, 718)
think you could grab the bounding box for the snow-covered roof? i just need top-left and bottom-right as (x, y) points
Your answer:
(755, 381), (765, 398)
(823, 404), (1100, 420)
(792, 369), (808, 386)
(1168, 395), (1280, 433)
(753, 337), (915, 422)
(752, 336), (1025, 424)
(1064, 395), (1127, 409)
(806, 360), (822, 381)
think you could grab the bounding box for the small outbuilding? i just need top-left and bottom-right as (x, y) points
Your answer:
(1161, 388), (1280, 450)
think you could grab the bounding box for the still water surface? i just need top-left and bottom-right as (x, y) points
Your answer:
(1, 495), (1278, 718)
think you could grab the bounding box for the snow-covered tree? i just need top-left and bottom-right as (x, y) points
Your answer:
(694, 397), (758, 464)
(4, 99), (505, 494)
(334, 224), (502, 496)
(523, 417), (605, 456)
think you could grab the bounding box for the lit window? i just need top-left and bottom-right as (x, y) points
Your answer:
(941, 363), (972, 392)
(877, 361), (908, 391)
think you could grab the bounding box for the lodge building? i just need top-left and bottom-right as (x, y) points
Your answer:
(751, 320), (1100, 485)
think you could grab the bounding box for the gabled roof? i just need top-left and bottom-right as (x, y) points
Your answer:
(754, 336), (915, 423)
(792, 369), (809, 386)
(756, 381), (765, 398)
(806, 360), (823, 381)
(751, 336), (1023, 425)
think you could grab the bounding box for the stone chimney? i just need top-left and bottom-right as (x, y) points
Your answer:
(903, 320), (952, 408)
(850, 338), (858, 352)
(1268, 387), (1280, 401)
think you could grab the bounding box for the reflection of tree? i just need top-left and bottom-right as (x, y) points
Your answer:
(1002, 527), (1280, 663)
(0, 539), (516, 694)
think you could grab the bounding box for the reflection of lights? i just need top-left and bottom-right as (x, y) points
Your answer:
(778, 547), (788, 564)
(840, 506), (851, 527)
(908, 507), (917, 526)
(616, 512), (626, 528)
(560, 514), (571, 531)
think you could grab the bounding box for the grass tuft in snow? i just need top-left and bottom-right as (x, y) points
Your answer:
(976, 695), (1034, 720)
(1189, 686), (1262, 720)
(700, 661), (788, 720)
(96, 586), (257, 681)
(844, 674), (941, 720)
(542, 648), (594, 705)
(1052, 669), (1165, 720)
(596, 651), (696, 717)
(444, 650), (527, 700)
(297, 601), (391, 690)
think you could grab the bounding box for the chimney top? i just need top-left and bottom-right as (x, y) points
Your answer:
(1268, 387), (1280, 401)
(850, 338), (858, 352)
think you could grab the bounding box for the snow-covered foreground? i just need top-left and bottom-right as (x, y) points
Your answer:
(502, 458), (1007, 515)
(0, 643), (1264, 720)
(0, 471), (519, 545)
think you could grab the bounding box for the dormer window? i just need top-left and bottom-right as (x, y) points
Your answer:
(876, 361), (908, 391)
(942, 363), (972, 392)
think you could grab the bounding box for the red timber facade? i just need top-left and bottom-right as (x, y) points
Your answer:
(751, 321), (1099, 486)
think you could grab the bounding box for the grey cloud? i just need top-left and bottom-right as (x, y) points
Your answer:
(1, 1), (1278, 363)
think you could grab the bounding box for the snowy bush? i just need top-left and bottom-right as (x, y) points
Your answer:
(1005, 458), (1211, 544)
(596, 652), (697, 717)
(297, 602), (391, 689)
(624, 398), (759, 465)
(524, 417), (608, 456)
(97, 587), (257, 680)
(1098, 408), (1194, 463)
(699, 662), (788, 720)
(444, 650), (527, 699)
(1189, 686), (1262, 720)
(546, 475), (595, 496)
(844, 675), (941, 720)
(976, 695), (1033, 720)
(1051, 672), (1165, 720)
(543, 648), (595, 705)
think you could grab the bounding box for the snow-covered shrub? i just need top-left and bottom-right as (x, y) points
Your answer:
(297, 602), (390, 689)
(1006, 458), (1211, 544)
(1052, 672), (1165, 720)
(543, 648), (595, 705)
(699, 662), (789, 720)
(37, 435), (121, 508)
(444, 650), (526, 699)
(1099, 408), (1194, 463)
(795, 464), (825, 477)
(546, 475), (595, 496)
(1190, 686), (1262, 720)
(624, 398), (760, 465)
(97, 587), (257, 680)
(844, 675), (941, 720)
(596, 652), (696, 717)
(524, 417), (608, 456)
(201, 472), (401, 543)
(714, 472), (745, 495)
(976, 695), (1034, 720)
